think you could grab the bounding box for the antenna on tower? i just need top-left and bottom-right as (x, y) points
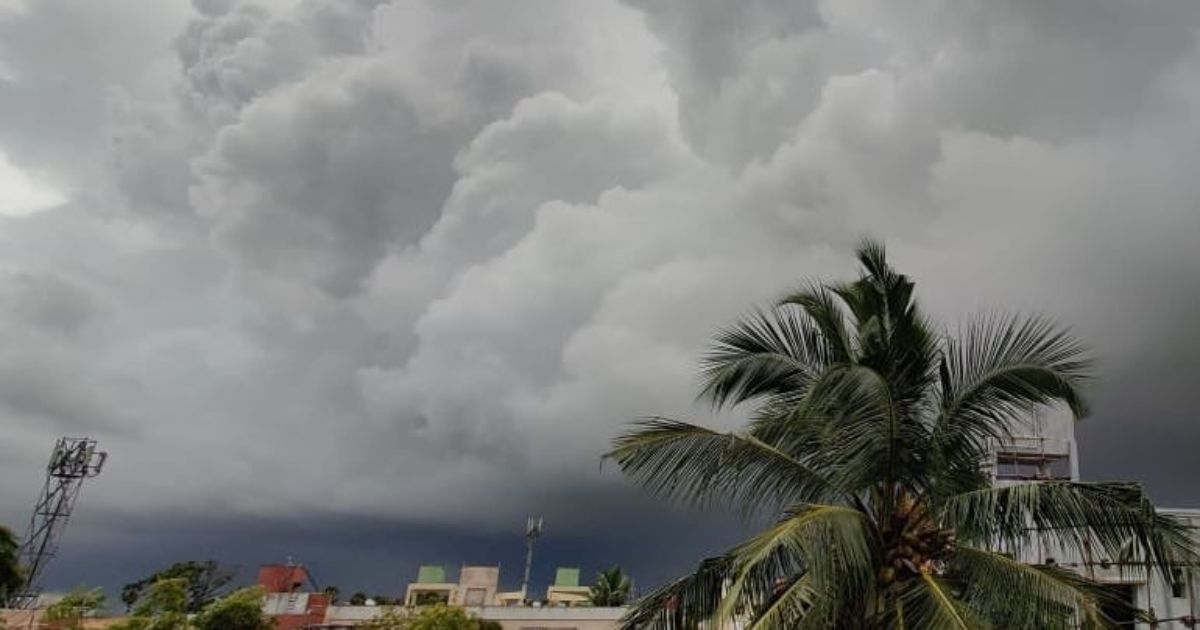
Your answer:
(7, 437), (106, 609)
(520, 515), (543, 603)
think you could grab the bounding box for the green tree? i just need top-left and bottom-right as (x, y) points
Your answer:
(43, 586), (106, 630)
(191, 586), (272, 630)
(360, 607), (408, 630)
(322, 585), (340, 604)
(608, 241), (1198, 629)
(0, 525), (22, 604)
(110, 578), (190, 630)
(361, 605), (479, 630)
(589, 567), (632, 607)
(349, 591), (368, 605)
(121, 560), (236, 613)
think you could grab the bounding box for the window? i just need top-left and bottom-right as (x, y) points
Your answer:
(415, 591), (449, 606)
(1171, 569), (1186, 599)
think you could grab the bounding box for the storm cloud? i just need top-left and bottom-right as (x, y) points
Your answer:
(0, 0), (1197, 594)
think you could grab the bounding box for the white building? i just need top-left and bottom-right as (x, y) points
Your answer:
(992, 407), (1199, 628)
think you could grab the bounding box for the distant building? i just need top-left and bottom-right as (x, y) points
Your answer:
(401, 563), (596, 608)
(992, 407), (1199, 628)
(404, 564), (503, 607)
(259, 563), (331, 630)
(545, 567), (591, 607)
(262, 561), (627, 629)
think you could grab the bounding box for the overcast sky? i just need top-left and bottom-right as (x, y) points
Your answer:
(0, 0), (1198, 599)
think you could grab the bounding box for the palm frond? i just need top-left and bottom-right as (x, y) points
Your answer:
(931, 314), (1092, 479)
(617, 555), (732, 630)
(745, 360), (934, 501)
(952, 545), (1129, 629)
(746, 573), (817, 630)
(605, 418), (845, 515)
(835, 240), (938, 406)
(699, 307), (830, 410)
(941, 481), (1197, 582)
(778, 284), (854, 365)
(855, 238), (893, 288)
(892, 573), (983, 629)
(719, 505), (875, 624)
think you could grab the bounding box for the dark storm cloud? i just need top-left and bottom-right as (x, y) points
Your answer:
(40, 499), (746, 608)
(0, 0), (1197, 595)
(0, 0), (187, 187)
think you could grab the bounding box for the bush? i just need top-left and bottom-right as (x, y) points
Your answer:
(43, 587), (106, 630)
(361, 604), (482, 630)
(108, 578), (190, 630)
(192, 587), (272, 630)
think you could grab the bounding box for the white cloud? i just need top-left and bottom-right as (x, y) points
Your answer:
(0, 152), (65, 216)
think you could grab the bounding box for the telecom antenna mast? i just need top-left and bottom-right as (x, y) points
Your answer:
(520, 515), (543, 602)
(8, 437), (106, 609)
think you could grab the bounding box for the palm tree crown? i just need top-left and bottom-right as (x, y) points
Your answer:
(608, 241), (1196, 629)
(591, 566), (634, 607)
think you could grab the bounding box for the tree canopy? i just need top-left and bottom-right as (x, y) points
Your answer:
(590, 566), (633, 607)
(191, 587), (272, 630)
(43, 586), (106, 630)
(0, 526), (22, 604)
(110, 578), (190, 630)
(120, 560), (235, 613)
(111, 583), (270, 630)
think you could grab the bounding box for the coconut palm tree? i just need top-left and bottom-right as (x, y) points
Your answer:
(591, 566), (633, 607)
(607, 241), (1196, 629)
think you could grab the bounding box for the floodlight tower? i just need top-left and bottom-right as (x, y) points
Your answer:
(520, 515), (543, 602)
(8, 437), (106, 609)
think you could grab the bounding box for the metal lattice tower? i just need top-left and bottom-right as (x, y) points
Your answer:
(8, 437), (106, 609)
(520, 515), (543, 602)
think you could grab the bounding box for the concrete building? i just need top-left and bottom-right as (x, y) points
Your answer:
(401, 563), (596, 608)
(474, 605), (626, 630)
(267, 562), (625, 629)
(404, 564), (502, 607)
(545, 568), (591, 607)
(260, 563), (331, 630)
(403, 564), (456, 606)
(992, 407), (1199, 628)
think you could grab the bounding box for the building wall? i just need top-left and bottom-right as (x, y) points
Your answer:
(258, 564), (329, 629)
(992, 413), (1199, 628)
(475, 606), (626, 630)
(404, 565), (502, 606)
(457, 566), (500, 606)
(263, 592), (330, 629)
(1130, 509), (1200, 629)
(322, 605), (628, 630)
